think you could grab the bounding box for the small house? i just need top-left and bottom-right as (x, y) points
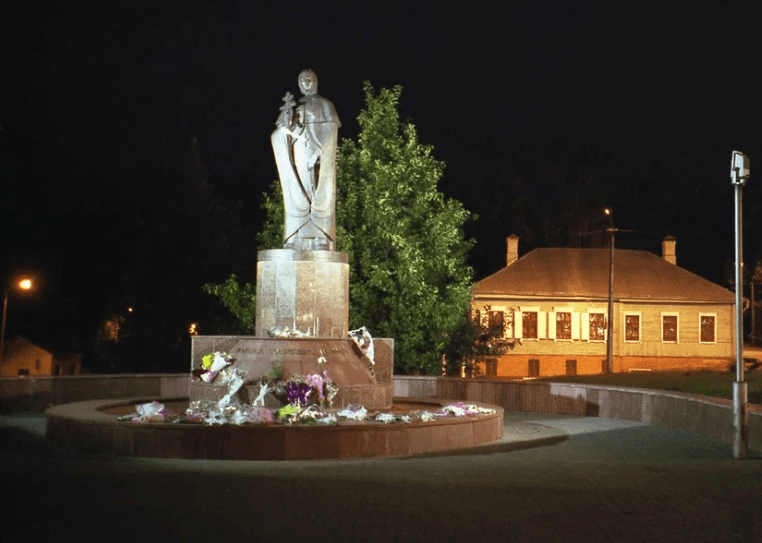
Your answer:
(470, 235), (734, 377)
(0, 336), (82, 377)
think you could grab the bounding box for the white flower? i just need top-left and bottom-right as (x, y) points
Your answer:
(417, 411), (436, 422)
(375, 413), (396, 424)
(337, 405), (368, 420)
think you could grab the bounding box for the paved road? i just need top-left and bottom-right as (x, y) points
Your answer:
(1, 413), (760, 542)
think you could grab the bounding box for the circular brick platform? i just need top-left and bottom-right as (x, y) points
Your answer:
(45, 398), (504, 460)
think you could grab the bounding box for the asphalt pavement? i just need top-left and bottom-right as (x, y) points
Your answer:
(1, 412), (760, 542)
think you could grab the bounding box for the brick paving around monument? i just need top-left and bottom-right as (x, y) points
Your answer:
(1, 412), (760, 542)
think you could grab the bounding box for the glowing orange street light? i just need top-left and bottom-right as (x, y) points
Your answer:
(1, 277), (35, 366)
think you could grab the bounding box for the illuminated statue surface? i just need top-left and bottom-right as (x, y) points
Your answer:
(271, 69), (341, 250)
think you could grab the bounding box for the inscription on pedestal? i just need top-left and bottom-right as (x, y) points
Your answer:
(192, 336), (371, 383)
(190, 336), (394, 409)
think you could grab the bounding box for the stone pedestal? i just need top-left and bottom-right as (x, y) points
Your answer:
(190, 248), (395, 410)
(255, 249), (349, 338)
(189, 336), (393, 409)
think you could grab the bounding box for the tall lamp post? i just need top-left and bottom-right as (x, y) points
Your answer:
(731, 150), (750, 459)
(1, 277), (34, 366)
(604, 208), (615, 374)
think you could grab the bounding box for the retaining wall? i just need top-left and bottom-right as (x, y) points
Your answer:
(0, 374), (189, 413)
(4, 374), (760, 452)
(429, 376), (762, 451)
(393, 375), (439, 398)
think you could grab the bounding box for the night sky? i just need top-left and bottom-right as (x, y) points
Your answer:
(2, 2), (761, 366)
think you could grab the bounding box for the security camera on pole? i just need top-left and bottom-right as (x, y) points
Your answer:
(731, 150), (750, 460)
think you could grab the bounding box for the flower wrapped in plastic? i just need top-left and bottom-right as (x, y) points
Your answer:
(284, 368), (338, 408)
(349, 326), (375, 373)
(337, 404), (368, 421)
(252, 382), (270, 407)
(202, 351), (234, 371)
(375, 413), (396, 424)
(306, 369), (338, 407)
(305, 372), (326, 402)
(276, 403), (301, 424)
(216, 368), (246, 409)
(323, 377), (339, 407)
(248, 407), (275, 424)
(193, 351), (235, 383)
(132, 401), (174, 423)
(316, 413), (337, 425)
(437, 402), (496, 418)
(266, 326), (307, 338)
(227, 406), (276, 426)
(295, 404), (322, 425)
(416, 411), (436, 422)
(374, 412), (413, 424)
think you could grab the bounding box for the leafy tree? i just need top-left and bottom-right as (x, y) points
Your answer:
(207, 83), (476, 374)
(337, 84), (475, 373)
(445, 305), (519, 377)
(201, 274), (257, 333)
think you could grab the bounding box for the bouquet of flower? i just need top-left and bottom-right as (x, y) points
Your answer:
(437, 402), (496, 418)
(192, 351), (235, 383)
(284, 370), (338, 408)
(131, 401), (175, 423)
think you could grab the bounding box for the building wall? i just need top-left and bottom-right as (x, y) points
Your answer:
(51, 354), (83, 376)
(476, 354), (732, 378)
(0, 340), (53, 377)
(476, 354), (605, 378)
(472, 298), (734, 377)
(617, 302), (733, 359)
(472, 300), (610, 357)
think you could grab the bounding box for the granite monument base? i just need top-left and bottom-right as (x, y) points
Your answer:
(46, 398), (505, 460)
(256, 249), (349, 338)
(190, 336), (393, 410)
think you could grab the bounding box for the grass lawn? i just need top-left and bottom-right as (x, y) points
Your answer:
(535, 370), (762, 405)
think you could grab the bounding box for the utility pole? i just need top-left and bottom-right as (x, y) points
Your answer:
(1, 278), (34, 366)
(604, 208), (615, 374)
(731, 150), (750, 459)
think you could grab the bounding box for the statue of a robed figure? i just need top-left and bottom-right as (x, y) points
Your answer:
(271, 69), (341, 250)
(189, 69), (393, 421)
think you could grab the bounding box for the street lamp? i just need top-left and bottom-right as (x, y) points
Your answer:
(1, 277), (34, 366)
(731, 150), (750, 459)
(604, 208), (615, 374)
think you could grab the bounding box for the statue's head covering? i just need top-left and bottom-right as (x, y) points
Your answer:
(298, 69), (318, 96)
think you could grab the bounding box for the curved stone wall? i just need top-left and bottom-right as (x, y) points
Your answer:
(45, 398), (504, 460)
(431, 377), (762, 451)
(0, 374), (188, 414)
(5, 374), (761, 452)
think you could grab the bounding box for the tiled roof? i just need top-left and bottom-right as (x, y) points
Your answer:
(473, 248), (733, 302)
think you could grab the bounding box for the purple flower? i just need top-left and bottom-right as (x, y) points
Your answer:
(306, 372), (326, 402)
(286, 381), (312, 406)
